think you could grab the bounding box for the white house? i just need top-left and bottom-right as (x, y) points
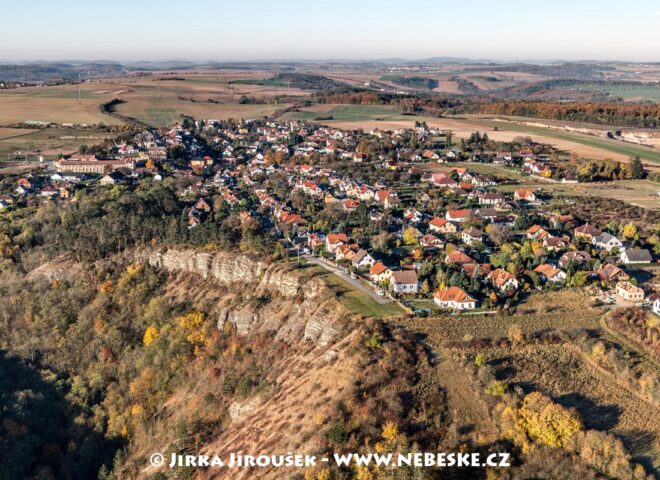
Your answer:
(352, 249), (375, 270)
(433, 287), (477, 310)
(462, 228), (484, 246)
(592, 232), (623, 252)
(620, 248), (653, 265)
(390, 270), (419, 294)
(652, 295), (660, 316)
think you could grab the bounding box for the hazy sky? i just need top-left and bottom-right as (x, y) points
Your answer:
(1, 0), (659, 62)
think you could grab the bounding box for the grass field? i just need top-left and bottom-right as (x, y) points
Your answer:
(0, 128), (38, 140)
(486, 343), (660, 472)
(306, 265), (405, 319)
(494, 179), (660, 210)
(404, 290), (602, 342)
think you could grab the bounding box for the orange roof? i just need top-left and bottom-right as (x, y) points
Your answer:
(429, 217), (447, 228)
(487, 268), (516, 288)
(446, 251), (474, 265)
(447, 209), (470, 219)
(534, 264), (562, 278)
(434, 286), (475, 304)
(327, 233), (348, 244)
(370, 262), (389, 276)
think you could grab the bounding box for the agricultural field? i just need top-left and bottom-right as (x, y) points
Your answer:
(465, 116), (660, 166)
(283, 104), (409, 123)
(0, 128), (38, 140)
(0, 84), (123, 125)
(0, 73), (302, 129)
(558, 83), (660, 102)
(0, 127), (118, 160)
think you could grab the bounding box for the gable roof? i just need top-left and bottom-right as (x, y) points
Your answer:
(391, 270), (418, 285)
(487, 268), (517, 288)
(370, 262), (389, 276)
(433, 286), (475, 304)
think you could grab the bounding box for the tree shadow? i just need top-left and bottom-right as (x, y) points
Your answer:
(553, 392), (622, 431)
(0, 351), (122, 480)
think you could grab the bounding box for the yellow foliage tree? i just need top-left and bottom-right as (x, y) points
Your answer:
(381, 421), (399, 443)
(510, 392), (583, 449)
(143, 325), (159, 346)
(622, 222), (638, 240)
(402, 227), (418, 246)
(178, 311), (207, 347)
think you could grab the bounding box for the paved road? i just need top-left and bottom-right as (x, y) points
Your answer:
(304, 256), (394, 305)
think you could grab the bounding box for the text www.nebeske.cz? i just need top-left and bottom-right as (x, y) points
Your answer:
(162, 452), (511, 469)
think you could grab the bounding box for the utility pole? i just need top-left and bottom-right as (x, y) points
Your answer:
(77, 73), (81, 103)
(157, 80), (161, 100)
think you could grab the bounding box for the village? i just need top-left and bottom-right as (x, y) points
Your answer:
(1, 117), (659, 318)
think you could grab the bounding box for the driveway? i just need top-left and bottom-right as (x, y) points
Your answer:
(304, 256), (394, 305)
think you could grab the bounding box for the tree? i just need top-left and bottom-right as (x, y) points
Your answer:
(630, 155), (645, 179)
(572, 271), (588, 287)
(143, 325), (158, 346)
(622, 222), (638, 240)
(402, 227), (418, 246)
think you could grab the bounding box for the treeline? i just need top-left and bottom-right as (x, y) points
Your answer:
(2, 182), (276, 265)
(380, 75), (439, 91)
(314, 89), (467, 115)
(314, 87), (659, 127)
(476, 100), (660, 128)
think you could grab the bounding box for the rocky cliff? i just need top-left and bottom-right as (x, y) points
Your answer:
(137, 247), (345, 346)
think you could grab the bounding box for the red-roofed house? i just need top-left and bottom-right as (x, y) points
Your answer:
(433, 287), (477, 310)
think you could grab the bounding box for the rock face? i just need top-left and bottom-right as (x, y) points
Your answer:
(228, 396), (264, 423)
(142, 248), (307, 297)
(140, 248), (347, 346)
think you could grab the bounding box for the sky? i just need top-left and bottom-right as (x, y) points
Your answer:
(1, 0), (659, 62)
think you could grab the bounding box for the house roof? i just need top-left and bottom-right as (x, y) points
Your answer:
(352, 249), (369, 263)
(446, 251), (474, 265)
(327, 233), (348, 244)
(447, 209), (470, 219)
(370, 262), (389, 276)
(596, 263), (627, 281)
(593, 232), (618, 244)
(429, 217), (448, 228)
(575, 223), (602, 236)
(623, 248), (652, 262)
(534, 264), (563, 278)
(433, 286), (475, 304)
(487, 268), (516, 288)
(391, 270), (418, 285)
(463, 227), (484, 238)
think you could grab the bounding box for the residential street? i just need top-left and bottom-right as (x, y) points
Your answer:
(303, 255), (394, 305)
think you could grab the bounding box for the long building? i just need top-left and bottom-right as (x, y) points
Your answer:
(54, 154), (134, 174)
